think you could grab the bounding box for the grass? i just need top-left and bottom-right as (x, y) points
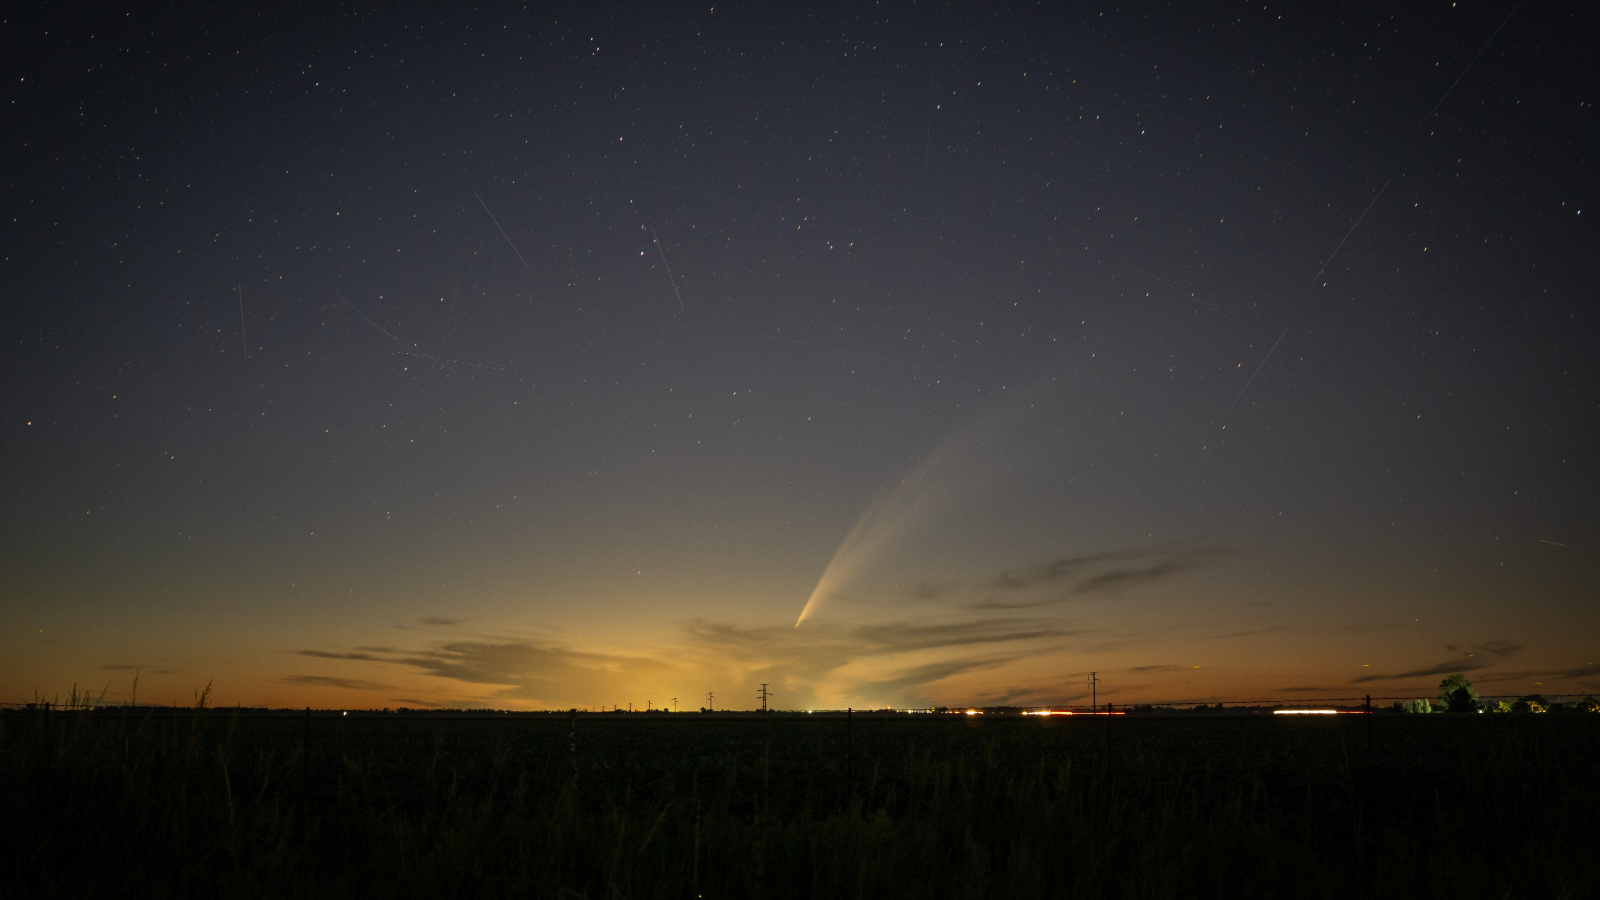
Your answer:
(3, 707), (1595, 898)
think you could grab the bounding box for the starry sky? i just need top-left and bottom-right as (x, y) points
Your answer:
(4, 2), (1595, 711)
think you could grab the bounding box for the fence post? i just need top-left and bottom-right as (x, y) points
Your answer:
(1365, 693), (1373, 776)
(301, 706), (311, 831)
(1106, 701), (1114, 781)
(846, 707), (853, 805)
(302, 706), (310, 786)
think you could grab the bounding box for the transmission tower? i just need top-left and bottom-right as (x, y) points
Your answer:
(758, 683), (770, 713)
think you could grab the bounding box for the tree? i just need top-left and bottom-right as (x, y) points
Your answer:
(1399, 698), (1432, 714)
(1512, 694), (1547, 714)
(1436, 674), (1479, 709)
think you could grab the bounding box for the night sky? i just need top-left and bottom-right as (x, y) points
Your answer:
(5, 2), (1596, 711)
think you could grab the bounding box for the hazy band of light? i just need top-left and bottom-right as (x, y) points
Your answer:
(794, 416), (1006, 626)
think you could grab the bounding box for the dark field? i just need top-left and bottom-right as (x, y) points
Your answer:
(4, 709), (1595, 898)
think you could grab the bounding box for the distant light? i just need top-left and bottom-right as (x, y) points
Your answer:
(1024, 710), (1075, 716)
(965, 709), (982, 715)
(1274, 709), (1338, 715)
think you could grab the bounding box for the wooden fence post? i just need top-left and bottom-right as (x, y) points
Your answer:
(846, 707), (853, 805)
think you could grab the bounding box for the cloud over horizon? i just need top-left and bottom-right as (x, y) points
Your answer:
(291, 604), (1097, 708)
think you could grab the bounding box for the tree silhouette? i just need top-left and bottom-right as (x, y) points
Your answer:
(1436, 674), (1479, 710)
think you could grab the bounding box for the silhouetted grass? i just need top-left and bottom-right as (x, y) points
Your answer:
(2, 708), (1594, 898)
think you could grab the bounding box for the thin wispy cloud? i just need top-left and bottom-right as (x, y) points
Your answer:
(1473, 663), (1599, 685)
(1340, 620), (1418, 635)
(1351, 658), (1491, 684)
(394, 641), (661, 689)
(1075, 560), (1203, 595)
(853, 656), (1023, 697)
(970, 596), (1056, 611)
(977, 543), (1235, 605)
(299, 650), (385, 661)
(853, 619), (1081, 653)
(1203, 627), (1288, 641)
(1544, 663), (1600, 680)
(972, 683), (1076, 706)
(283, 675), (392, 691)
(1350, 640), (1525, 685)
(1475, 640), (1522, 657)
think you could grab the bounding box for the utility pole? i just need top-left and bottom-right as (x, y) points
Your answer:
(707, 691), (714, 712)
(672, 698), (678, 713)
(759, 683), (769, 714)
(1088, 672), (1098, 712)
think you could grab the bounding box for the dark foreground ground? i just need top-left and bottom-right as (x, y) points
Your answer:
(3, 708), (1595, 898)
